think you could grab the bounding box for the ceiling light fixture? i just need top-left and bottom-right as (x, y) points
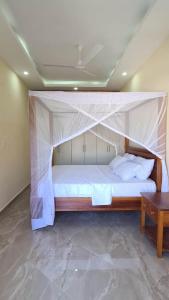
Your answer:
(23, 71), (29, 76)
(122, 71), (127, 76)
(73, 87), (78, 90)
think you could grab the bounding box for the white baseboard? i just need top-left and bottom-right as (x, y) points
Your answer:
(0, 184), (30, 213)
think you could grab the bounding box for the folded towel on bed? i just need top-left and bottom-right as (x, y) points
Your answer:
(91, 183), (112, 206)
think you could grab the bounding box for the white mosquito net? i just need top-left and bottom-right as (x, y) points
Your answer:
(29, 91), (168, 230)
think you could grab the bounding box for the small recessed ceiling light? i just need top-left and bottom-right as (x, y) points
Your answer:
(23, 71), (29, 76)
(73, 87), (78, 90)
(122, 72), (127, 76)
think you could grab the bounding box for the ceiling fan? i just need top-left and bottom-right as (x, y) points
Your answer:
(43, 44), (104, 77)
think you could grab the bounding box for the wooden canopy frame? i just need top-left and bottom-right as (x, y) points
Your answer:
(55, 138), (162, 212)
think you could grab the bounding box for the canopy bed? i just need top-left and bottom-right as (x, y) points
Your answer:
(29, 91), (168, 230)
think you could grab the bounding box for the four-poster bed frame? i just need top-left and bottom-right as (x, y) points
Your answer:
(54, 138), (162, 212)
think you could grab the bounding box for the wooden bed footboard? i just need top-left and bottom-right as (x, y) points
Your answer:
(55, 196), (141, 211)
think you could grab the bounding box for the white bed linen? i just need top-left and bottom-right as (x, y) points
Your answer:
(52, 165), (156, 205)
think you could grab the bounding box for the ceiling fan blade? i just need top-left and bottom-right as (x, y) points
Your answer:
(43, 64), (75, 69)
(83, 44), (104, 66)
(81, 69), (96, 77)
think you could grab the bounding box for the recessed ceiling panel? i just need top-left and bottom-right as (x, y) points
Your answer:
(5, 0), (155, 83)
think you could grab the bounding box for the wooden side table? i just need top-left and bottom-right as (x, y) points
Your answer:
(140, 192), (169, 257)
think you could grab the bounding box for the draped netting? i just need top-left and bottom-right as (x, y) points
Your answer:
(29, 91), (168, 230)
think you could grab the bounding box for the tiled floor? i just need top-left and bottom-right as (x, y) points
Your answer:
(0, 188), (169, 300)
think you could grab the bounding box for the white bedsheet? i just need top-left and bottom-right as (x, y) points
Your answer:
(52, 165), (156, 205)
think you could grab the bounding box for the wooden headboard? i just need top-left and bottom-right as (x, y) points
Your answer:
(125, 138), (162, 192)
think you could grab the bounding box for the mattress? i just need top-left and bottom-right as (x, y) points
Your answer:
(52, 165), (156, 198)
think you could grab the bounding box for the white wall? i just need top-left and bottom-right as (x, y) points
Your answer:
(0, 59), (29, 211)
(122, 37), (169, 169)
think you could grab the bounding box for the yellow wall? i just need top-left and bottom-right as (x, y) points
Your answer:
(122, 37), (169, 169)
(0, 59), (29, 211)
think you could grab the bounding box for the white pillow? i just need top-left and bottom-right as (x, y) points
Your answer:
(134, 156), (155, 180)
(109, 155), (128, 169)
(123, 153), (135, 161)
(114, 161), (141, 181)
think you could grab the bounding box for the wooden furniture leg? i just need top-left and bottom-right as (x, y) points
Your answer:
(157, 211), (164, 257)
(140, 197), (145, 233)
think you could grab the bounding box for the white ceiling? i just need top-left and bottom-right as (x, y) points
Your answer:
(0, 0), (169, 90)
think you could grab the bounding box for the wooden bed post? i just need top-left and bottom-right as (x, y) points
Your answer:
(125, 137), (129, 153)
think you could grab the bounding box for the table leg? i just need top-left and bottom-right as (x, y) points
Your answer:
(140, 197), (145, 233)
(157, 211), (164, 257)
